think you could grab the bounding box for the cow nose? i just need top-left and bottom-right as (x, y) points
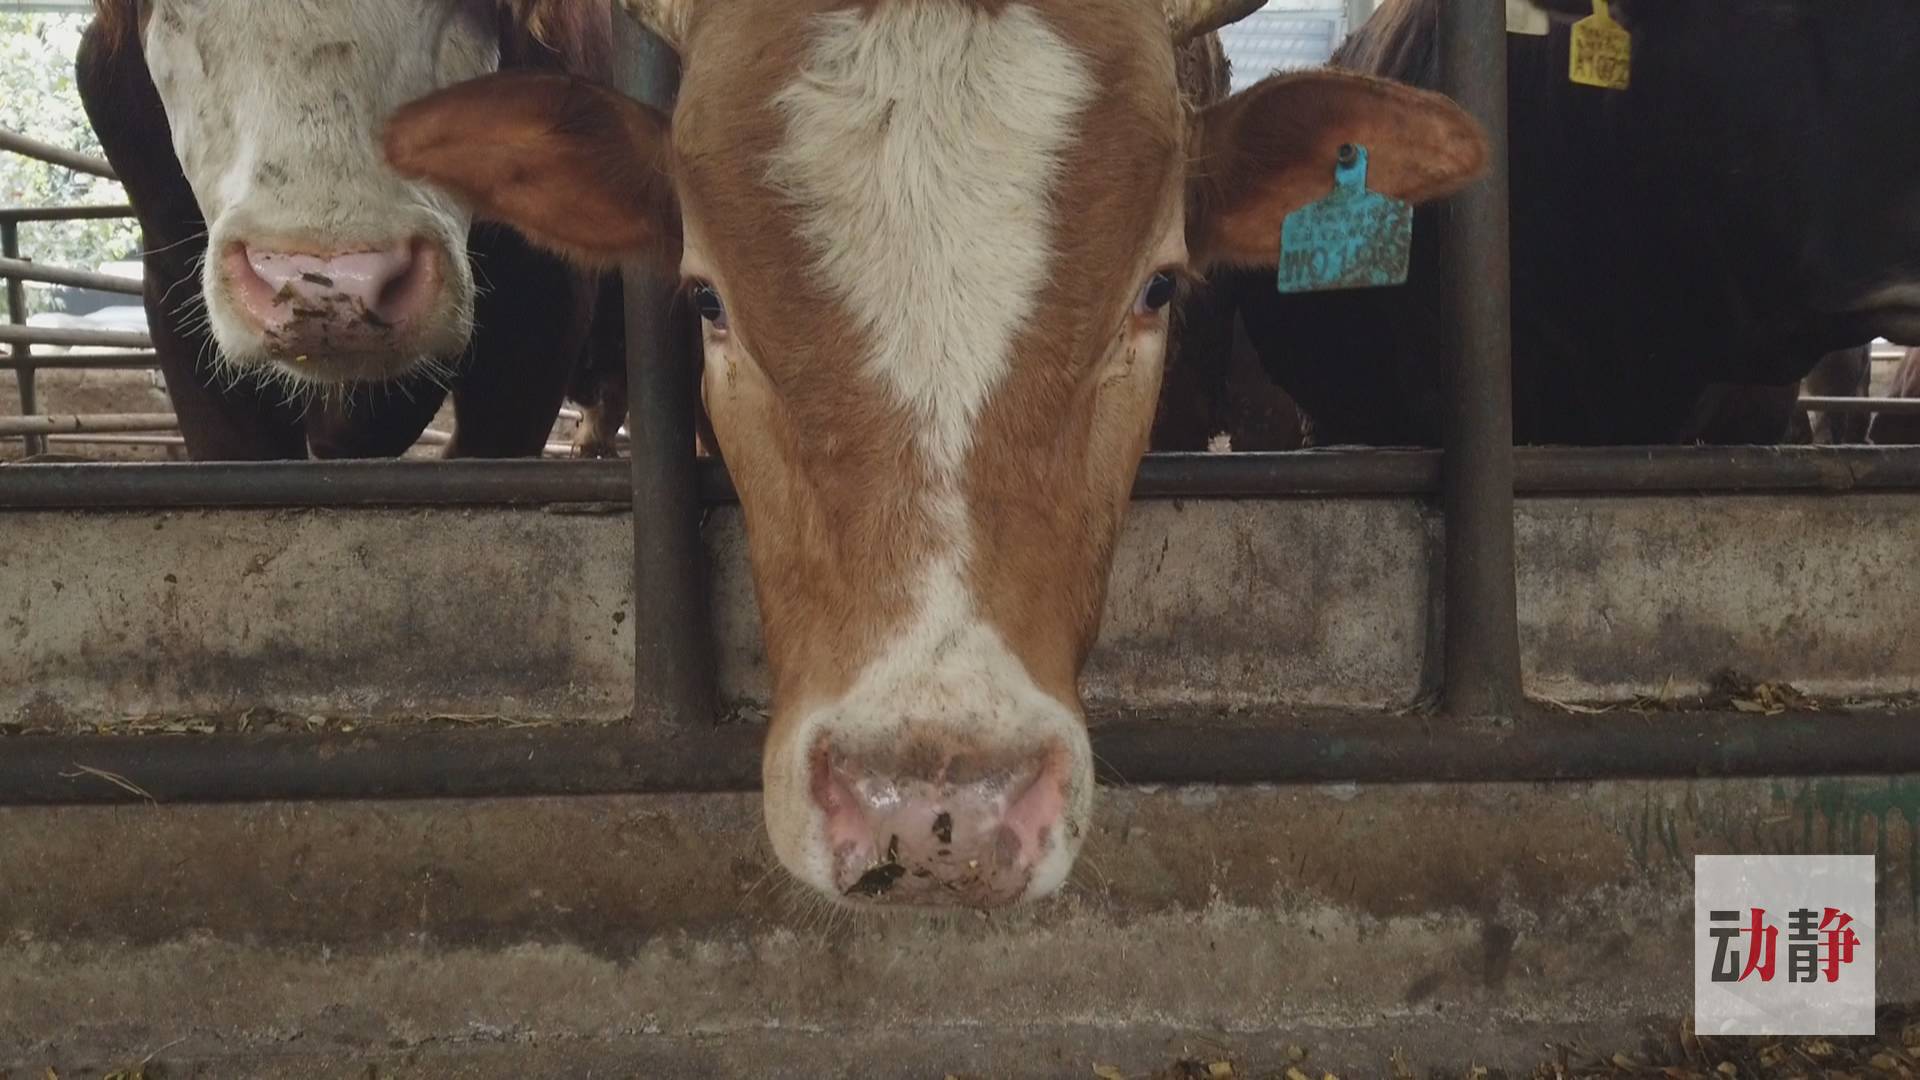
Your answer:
(812, 742), (1070, 908)
(223, 239), (438, 339)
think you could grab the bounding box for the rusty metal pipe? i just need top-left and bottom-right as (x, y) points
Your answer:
(0, 350), (159, 370)
(614, 18), (718, 728)
(1436, 0), (1523, 719)
(1, 710), (1917, 805)
(0, 205), (133, 224)
(0, 256), (143, 296)
(0, 324), (151, 350)
(0, 412), (177, 437)
(9, 448), (1920, 509)
(0, 128), (117, 180)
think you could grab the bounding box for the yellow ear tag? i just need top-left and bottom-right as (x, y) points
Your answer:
(1569, 0), (1631, 89)
(1506, 0), (1548, 36)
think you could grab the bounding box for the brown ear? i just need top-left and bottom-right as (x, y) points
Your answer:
(1187, 70), (1489, 269)
(384, 72), (679, 269)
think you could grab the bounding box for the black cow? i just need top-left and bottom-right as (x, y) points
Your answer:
(1230, 0), (1920, 447)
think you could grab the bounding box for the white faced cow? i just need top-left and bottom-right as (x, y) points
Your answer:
(387, 0), (1488, 907)
(80, 0), (624, 459)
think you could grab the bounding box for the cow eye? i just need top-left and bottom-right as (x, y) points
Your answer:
(690, 282), (728, 330)
(1135, 271), (1177, 316)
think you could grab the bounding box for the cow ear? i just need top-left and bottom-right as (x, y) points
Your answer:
(384, 72), (679, 269)
(1187, 70), (1488, 270)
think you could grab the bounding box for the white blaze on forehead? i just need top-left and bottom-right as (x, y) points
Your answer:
(767, 1), (1097, 475)
(754, 2), (1099, 901)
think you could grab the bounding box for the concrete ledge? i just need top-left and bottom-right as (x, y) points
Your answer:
(5, 778), (1916, 1073)
(5, 493), (1918, 726)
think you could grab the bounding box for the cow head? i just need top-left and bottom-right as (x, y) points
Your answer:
(89, 0), (594, 386)
(388, 0), (1485, 907)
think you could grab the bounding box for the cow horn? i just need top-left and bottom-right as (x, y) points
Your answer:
(619, 0), (693, 52)
(1164, 0), (1267, 43)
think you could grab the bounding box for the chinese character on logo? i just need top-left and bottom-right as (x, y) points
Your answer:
(1709, 907), (1779, 982)
(1785, 907), (1861, 983)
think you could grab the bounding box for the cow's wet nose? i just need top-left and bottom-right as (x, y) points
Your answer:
(223, 239), (439, 345)
(812, 742), (1069, 908)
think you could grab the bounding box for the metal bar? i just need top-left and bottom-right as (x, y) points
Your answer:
(0, 412), (177, 437)
(44, 434), (184, 447)
(0, 128), (117, 180)
(1436, 0), (1523, 719)
(0, 204), (134, 224)
(0, 256), (142, 295)
(0, 324), (151, 349)
(1801, 396), (1920, 416)
(615, 18), (717, 728)
(1, 222), (43, 456)
(1, 710), (1916, 806)
(0, 350), (159, 370)
(9, 448), (1920, 509)
(0, 460), (632, 507)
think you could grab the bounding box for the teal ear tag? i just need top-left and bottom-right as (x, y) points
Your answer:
(1275, 144), (1413, 294)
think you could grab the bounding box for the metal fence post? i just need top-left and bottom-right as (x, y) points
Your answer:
(1, 223), (45, 458)
(1437, 0), (1523, 719)
(613, 16), (719, 726)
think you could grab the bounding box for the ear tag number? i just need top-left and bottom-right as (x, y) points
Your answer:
(1506, 0), (1548, 36)
(1570, 0), (1631, 89)
(1276, 144), (1412, 295)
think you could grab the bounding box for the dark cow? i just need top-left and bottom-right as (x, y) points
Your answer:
(1230, 0), (1920, 447)
(1870, 348), (1920, 445)
(1151, 33), (1306, 453)
(77, 0), (626, 460)
(1678, 346), (1874, 446)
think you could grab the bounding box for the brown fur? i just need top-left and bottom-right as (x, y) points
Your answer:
(386, 74), (680, 269)
(1188, 69), (1489, 268)
(379, 0), (1491, 884)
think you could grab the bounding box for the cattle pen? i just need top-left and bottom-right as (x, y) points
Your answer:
(3, 3), (1919, 1078)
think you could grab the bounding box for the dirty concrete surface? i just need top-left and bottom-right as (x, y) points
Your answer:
(2, 779), (1915, 1076)
(7, 494), (1920, 726)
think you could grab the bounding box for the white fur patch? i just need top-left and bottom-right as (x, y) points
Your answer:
(757, 2), (1099, 901)
(767, 1), (1096, 476)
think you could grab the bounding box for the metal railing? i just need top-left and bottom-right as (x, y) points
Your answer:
(0, 132), (616, 459)
(6, 7), (1920, 808)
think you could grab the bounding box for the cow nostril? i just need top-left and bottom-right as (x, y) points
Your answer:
(812, 742), (1070, 907)
(368, 238), (436, 327)
(221, 238), (438, 336)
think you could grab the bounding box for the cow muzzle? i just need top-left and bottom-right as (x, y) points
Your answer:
(216, 235), (457, 382)
(811, 738), (1074, 908)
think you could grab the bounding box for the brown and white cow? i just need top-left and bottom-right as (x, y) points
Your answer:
(386, 0), (1487, 906)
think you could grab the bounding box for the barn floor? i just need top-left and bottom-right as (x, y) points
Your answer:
(18, 1017), (1920, 1080)
(4, 777), (1916, 1079)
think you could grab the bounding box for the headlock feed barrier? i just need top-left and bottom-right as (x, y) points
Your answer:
(3, 2), (1920, 807)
